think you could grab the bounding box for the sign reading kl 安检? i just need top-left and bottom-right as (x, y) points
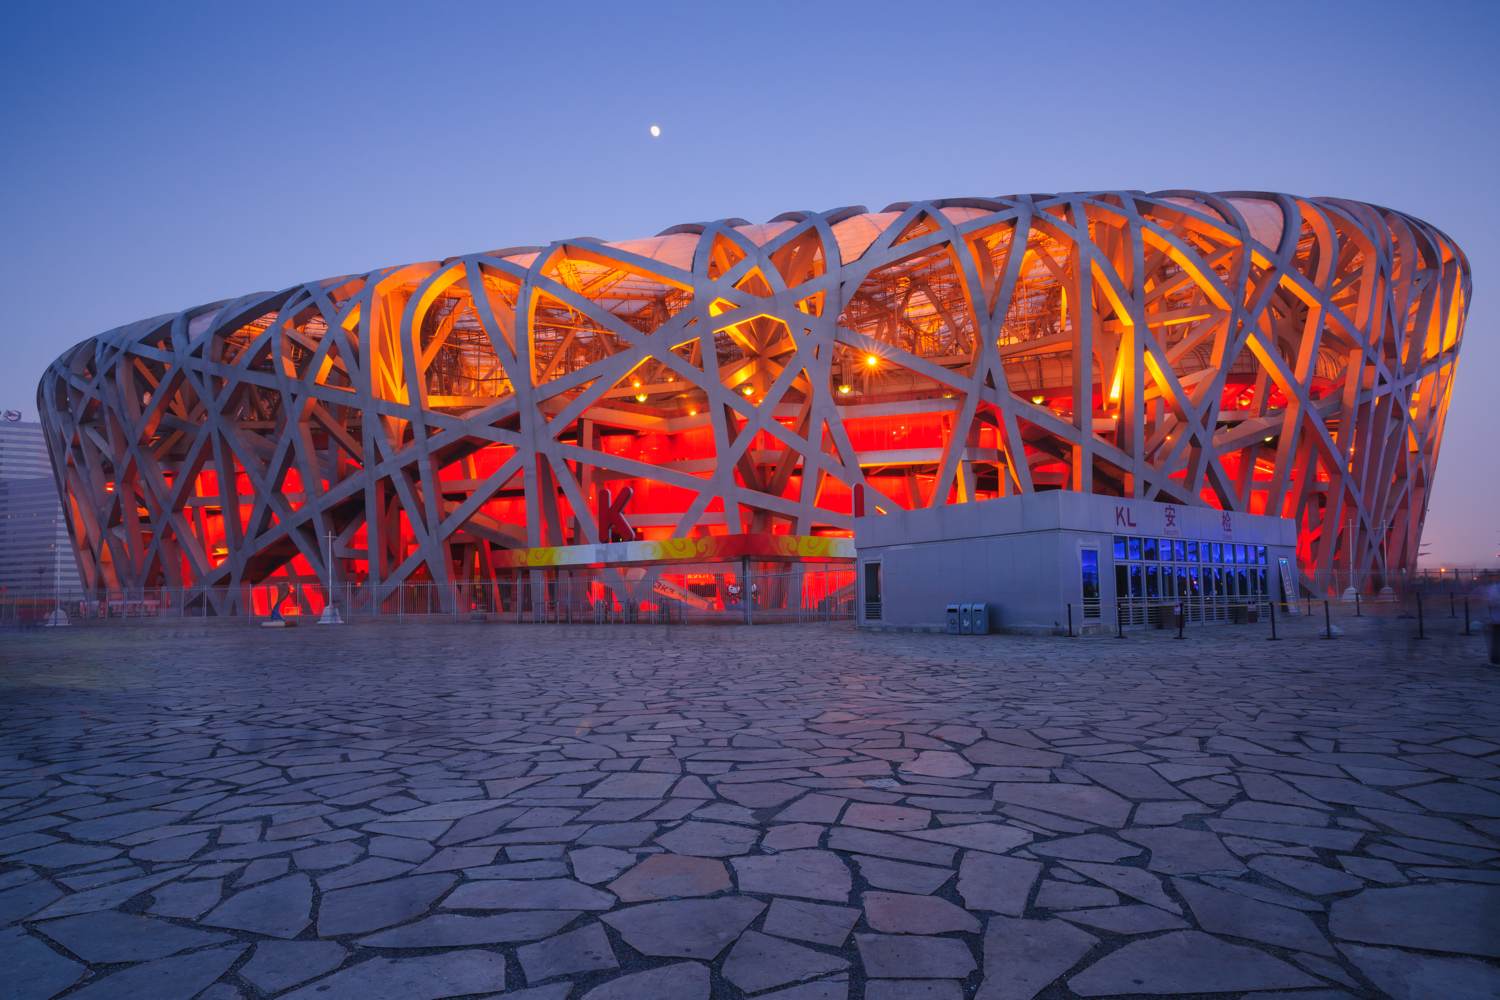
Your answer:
(1109, 500), (1237, 539)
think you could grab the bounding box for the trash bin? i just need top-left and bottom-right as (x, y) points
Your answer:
(958, 603), (974, 635)
(1230, 604), (1250, 625)
(970, 602), (990, 635)
(946, 604), (961, 635)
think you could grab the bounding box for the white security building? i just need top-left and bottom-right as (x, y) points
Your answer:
(855, 492), (1298, 633)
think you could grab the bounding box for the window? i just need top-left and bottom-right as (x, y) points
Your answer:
(1128, 537), (1142, 560)
(1113, 536), (1127, 559)
(862, 561), (882, 620)
(1080, 549), (1101, 617)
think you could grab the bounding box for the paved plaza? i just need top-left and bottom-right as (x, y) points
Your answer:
(1, 615), (1498, 999)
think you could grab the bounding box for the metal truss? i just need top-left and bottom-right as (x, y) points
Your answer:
(38, 191), (1469, 611)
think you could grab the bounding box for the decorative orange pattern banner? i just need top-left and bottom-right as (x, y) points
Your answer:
(488, 534), (855, 570)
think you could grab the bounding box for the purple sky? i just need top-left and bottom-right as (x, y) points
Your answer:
(2, 1), (1494, 566)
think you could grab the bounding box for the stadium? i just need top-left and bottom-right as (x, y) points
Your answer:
(37, 191), (1468, 617)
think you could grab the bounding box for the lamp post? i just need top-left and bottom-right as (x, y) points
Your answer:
(43, 512), (69, 627)
(317, 528), (342, 625)
(1340, 515), (1358, 602)
(1376, 520), (1396, 602)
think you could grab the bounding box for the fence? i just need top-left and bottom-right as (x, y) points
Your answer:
(1067, 585), (1496, 647)
(0, 567), (857, 628)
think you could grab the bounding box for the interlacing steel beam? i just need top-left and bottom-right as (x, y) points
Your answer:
(38, 191), (1469, 608)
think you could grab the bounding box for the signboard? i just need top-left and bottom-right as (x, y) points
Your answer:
(1277, 556), (1299, 613)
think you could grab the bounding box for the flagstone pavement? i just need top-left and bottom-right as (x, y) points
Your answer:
(1, 614), (1498, 999)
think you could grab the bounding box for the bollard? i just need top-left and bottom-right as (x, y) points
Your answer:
(1117, 606), (1126, 639)
(1305, 596), (1313, 616)
(1323, 599), (1334, 640)
(1416, 592), (1426, 640)
(1355, 591), (1361, 617)
(1450, 591), (1457, 618)
(1176, 603), (1185, 640)
(1267, 596), (1279, 641)
(1464, 596), (1471, 636)
(1066, 603), (1073, 638)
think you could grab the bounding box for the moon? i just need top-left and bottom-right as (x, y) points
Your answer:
(649, 124), (661, 138)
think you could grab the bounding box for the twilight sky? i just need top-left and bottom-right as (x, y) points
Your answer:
(1, 1), (1495, 566)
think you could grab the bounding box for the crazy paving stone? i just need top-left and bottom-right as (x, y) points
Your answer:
(148, 878), (223, 919)
(608, 853), (730, 901)
(202, 873), (313, 939)
(957, 852), (1041, 915)
(360, 910), (579, 948)
(318, 873), (457, 935)
(857, 933), (977, 979)
(1029, 833), (1143, 862)
(1067, 931), (1318, 996)
(841, 802), (933, 832)
(0, 881), (63, 924)
(827, 827), (955, 866)
(655, 820), (759, 857)
(1341, 943), (1500, 1000)
(579, 962), (710, 1000)
(867, 982), (963, 1000)
(1056, 861), (1180, 913)
(0, 925), (86, 1000)
(443, 878), (615, 911)
(900, 751), (975, 778)
(67, 945), (246, 1000)
(1175, 878), (1334, 955)
(1120, 827), (1246, 875)
(1035, 880), (1119, 910)
(279, 950), (507, 1000)
(517, 921), (617, 983)
(855, 854), (953, 894)
(763, 897), (861, 947)
(976, 916), (1097, 1000)
(241, 941), (348, 994)
(1055, 904), (1187, 935)
(990, 784), (1131, 827)
(864, 890), (980, 934)
(733, 848), (852, 902)
(569, 845), (638, 884)
(1328, 883), (1500, 957)
(723, 929), (851, 993)
(1249, 854), (1364, 895)
(34, 910), (231, 964)
(602, 897), (764, 958)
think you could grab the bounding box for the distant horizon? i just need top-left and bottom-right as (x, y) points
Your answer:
(4, 0), (1495, 568)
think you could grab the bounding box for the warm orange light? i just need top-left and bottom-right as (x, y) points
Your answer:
(741, 385), (754, 396)
(1031, 394), (1045, 405)
(1263, 436), (1274, 443)
(687, 406), (698, 416)
(837, 384), (852, 395)
(864, 354), (879, 368)
(634, 392), (648, 403)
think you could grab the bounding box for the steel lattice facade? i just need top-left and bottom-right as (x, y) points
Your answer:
(38, 191), (1468, 612)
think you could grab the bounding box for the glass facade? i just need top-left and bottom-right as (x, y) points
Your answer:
(1112, 534), (1269, 625)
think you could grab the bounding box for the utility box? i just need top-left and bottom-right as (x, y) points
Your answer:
(945, 604), (961, 634)
(969, 602), (990, 635)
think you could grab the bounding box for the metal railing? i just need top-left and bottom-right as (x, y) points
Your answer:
(0, 569), (857, 627)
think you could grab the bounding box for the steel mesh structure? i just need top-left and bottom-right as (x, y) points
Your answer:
(39, 191), (1468, 613)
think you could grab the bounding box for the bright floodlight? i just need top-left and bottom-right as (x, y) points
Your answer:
(649, 124), (661, 138)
